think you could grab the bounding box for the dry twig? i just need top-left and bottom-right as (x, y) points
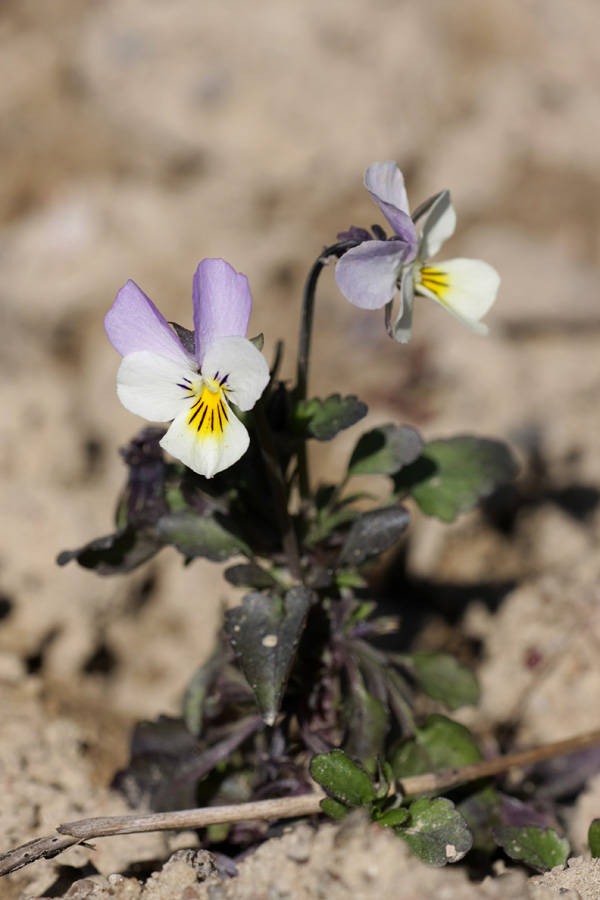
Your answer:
(2, 727), (600, 878)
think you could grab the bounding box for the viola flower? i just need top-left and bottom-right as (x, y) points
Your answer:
(105, 259), (270, 479)
(335, 160), (500, 343)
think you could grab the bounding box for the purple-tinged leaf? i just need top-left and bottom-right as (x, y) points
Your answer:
(225, 586), (313, 725)
(338, 506), (409, 567)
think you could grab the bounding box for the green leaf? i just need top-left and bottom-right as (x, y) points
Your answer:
(343, 680), (388, 769)
(589, 819), (600, 858)
(181, 655), (223, 737)
(225, 586), (313, 725)
(394, 436), (519, 523)
(374, 806), (410, 828)
(57, 526), (163, 575)
(493, 825), (570, 873)
(408, 652), (480, 710)
(392, 714), (482, 788)
(338, 506), (410, 566)
(298, 394), (367, 441)
(348, 424), (424, 477)
(321, 797), (350, 820)
(224, 563), (276, 589)
(457, 784), (503, 854)
(157, 510), (249, 561)
(398, 797), (472, 865)
(310, 749), (375, 807)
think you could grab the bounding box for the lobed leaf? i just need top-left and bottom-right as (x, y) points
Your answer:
(298, 394), (367, 441)
(394, 436), (519, 523)
(398, 797), (473, 865)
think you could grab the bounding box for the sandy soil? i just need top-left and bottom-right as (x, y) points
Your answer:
(1, 0), (600, 897)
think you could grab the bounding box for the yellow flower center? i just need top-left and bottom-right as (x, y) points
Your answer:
(187, 378), (229, 438)
(417, 266), (450, 302)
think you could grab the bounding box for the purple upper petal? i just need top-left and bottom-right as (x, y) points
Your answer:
(364, 162), (418, 255)
(192, 259), (252, 367)
(335, 240), (409, 310)
(105, 280), (192, 364)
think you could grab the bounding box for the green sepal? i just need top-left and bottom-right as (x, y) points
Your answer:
(249, 332), (264, 351)
(492, 825), (570, 873)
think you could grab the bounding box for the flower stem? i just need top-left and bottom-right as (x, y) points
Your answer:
(295, 240), (359, 500)
(253, 399), (302, 581)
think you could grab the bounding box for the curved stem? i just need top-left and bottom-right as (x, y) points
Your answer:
(253, 399), (302, 581)
(295, 240), (360, 500)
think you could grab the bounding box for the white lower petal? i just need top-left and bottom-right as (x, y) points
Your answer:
(415, 258), (500, 334)
(160, 389), (249, 478)
(116, 351), (198, 422)
(201, 336), (270, 411)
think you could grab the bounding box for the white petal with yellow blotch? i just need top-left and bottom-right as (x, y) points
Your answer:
(202, 336), (270, 412)
(161, 388), (250, 479)
(415, 258), (501, 335)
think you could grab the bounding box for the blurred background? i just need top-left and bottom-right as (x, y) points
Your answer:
(1, 1), (600, 888)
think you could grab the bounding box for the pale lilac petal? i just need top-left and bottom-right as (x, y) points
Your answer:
(418, 190), (457, 260)
(365, 162), (418, 252)
(392, 266), (416, 344)
(116, 351), (197, 422)
(335, 241), (410, 310)
(161, 397), (250, 479)
(202, 336), (270, 412)
(415, 258), (500, 334)
(192, 259), (252, 366)
(365, 161), (410, 217)
(105, 280), (193, 365)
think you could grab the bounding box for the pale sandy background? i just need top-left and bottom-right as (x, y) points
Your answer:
(1, 1), (600, 897)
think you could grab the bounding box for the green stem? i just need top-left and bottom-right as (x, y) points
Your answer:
(295, 240), (359, 500)
(253, 399), (302, 581)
